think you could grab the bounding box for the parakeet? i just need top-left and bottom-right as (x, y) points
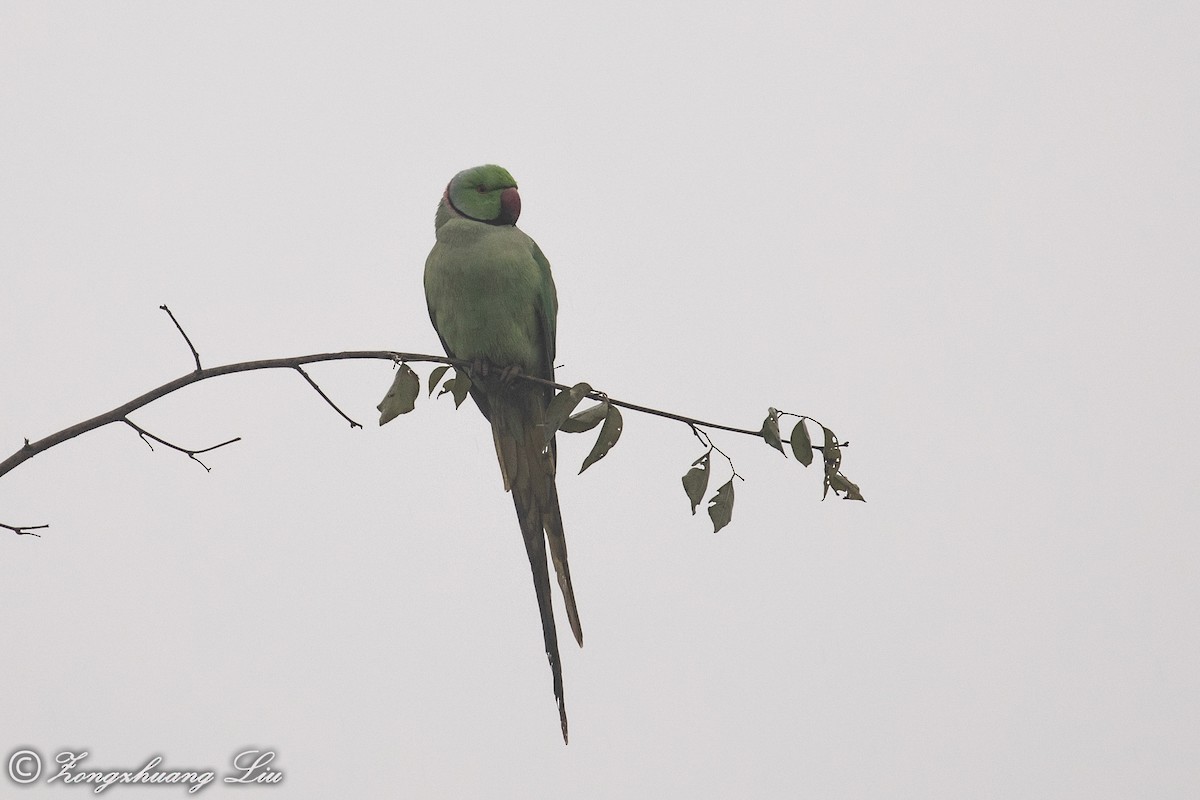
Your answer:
(423, 164), (582, 743)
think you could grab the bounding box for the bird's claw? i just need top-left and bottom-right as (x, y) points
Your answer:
(469, 358), (490, 379)
(466, 359), (521, 387)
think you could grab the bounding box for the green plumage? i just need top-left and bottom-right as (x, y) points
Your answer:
(423, 165), (582, 744)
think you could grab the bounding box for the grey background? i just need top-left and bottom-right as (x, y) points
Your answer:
(2, 2), (1197, 797)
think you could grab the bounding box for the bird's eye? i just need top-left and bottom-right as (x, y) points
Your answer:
(476, 185), (487, 193)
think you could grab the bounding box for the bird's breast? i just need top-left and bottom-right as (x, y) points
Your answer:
(425, 225), (545, 372)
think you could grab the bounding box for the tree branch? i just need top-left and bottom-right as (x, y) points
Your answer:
(2, 347), (838, 482)
(122, 418), (241, 472)
(0, 350), (416, 481)
(0, 522), (48, 537)
(159, 304), (202, 371)
(4, 307), (859, 533)
(515, 372), (841, 451)
(295, 365), (362, 428)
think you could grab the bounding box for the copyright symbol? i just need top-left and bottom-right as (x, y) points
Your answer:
(7, 749), (41, 784)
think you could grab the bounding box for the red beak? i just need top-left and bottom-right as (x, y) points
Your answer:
(498, 187), (521, 226)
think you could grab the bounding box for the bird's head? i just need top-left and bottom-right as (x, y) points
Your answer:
(443, 164), (521, 226)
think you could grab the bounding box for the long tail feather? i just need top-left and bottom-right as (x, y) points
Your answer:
(489, 386), (583, 743)
(544, 477), (583, 647)
(513, 482), (569, 742)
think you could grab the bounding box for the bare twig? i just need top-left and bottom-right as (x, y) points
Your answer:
(0, 350), (411, 481)
(1, 522), (48, 537)
(122, 418), (241, 472)
(687, 423), (744, 482)
(295, 365), (362, 428)
(159, 304), (202, 371)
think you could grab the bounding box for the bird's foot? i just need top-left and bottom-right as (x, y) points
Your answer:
(469, 358), (491, 379)
(498, 365), (523, 385)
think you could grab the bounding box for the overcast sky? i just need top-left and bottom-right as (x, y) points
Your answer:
(2, 2), (1197, 797)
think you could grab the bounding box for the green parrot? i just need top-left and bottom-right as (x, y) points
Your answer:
(423, 164), (582, 743)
